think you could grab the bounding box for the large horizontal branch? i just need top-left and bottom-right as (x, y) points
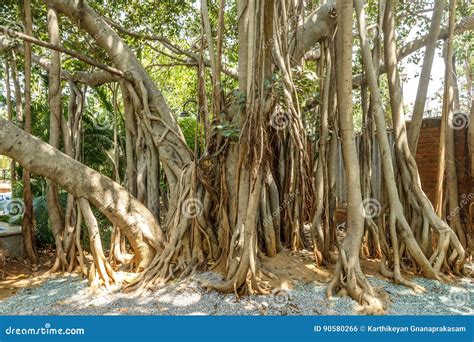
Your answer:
(30, 52), (120, 86)
(289, 0), (337, 65)
(0, 119), (163, 268)
(399, 14), (474, 58)
(0, 25), (129, 80)
(354, 14), (474, 86)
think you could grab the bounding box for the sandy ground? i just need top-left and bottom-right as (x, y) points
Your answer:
(0, 251), (472, 316)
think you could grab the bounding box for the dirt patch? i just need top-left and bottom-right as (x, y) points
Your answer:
(1, 246), (469, 313)
(0, 248), (54, 300)
(259, 250), (333, 289)
(258, 250), (397, 310)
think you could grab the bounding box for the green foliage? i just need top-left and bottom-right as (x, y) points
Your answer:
(81, 112), (114, 176)
(178, 116), (201, 151)
(215, 122), (240, 141)
(31, 194), (54, 246)
(0, 0), (472, 252)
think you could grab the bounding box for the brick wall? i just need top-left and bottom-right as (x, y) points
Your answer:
(410, 118), (471, 204)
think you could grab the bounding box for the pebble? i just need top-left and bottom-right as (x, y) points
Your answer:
(0, 273), (472, 315)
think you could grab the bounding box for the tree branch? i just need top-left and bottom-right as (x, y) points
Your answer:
(354, 14), (474, 87)
(0, 35), (119, 86)
(102, 15), (239, 79)
(289, 0), (337, 65)
(0, 26), (129, 79)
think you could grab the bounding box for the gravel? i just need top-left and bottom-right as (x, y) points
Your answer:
(0, 273), (472, 315)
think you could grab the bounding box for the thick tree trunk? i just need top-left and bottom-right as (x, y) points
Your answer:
(445, 56), (467, 247)
(326, 0), (382, 312)
(435, 0), (457, 217)
(0, 119), (162, 270)
(288, 0), (336, 65)
(61, 82), (82, 273)
(467, 55), (474, 245)
(44, 0), (192, 173)
(43, 1), (196, 245)
(311, 43), (331, 265)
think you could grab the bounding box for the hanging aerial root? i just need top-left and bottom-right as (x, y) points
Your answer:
(88, 253), (116, 291)
(125, 167), (208, 292)
(78, 198), (116, 290)
(200, 170), (269, 295)
(396, 143), (466, 277)
(387, 214), (426, 292)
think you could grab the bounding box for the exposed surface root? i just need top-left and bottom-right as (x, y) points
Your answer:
(327, 252), (384, 314)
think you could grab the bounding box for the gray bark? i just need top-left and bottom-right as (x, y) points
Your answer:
(0, 119), (162, 269)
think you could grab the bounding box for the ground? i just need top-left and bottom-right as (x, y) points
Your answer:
(0, 250), (472, 315)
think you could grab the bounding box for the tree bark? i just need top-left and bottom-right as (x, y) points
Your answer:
(43, 0), (192, 176)
(326, 0), (382, 312)
(445, 56), (467, 247)
(383, 0), (465, 274)
(407, 0), (446, 154)
(21, 0), (37, 264)
(288, 0), (336, 65)
(2, 58), (16, 183)
(46, 6), (68, 271)
(435, 0), (457, 216)
(355, 0), (436, 286)
(0, 119), (162, 269)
